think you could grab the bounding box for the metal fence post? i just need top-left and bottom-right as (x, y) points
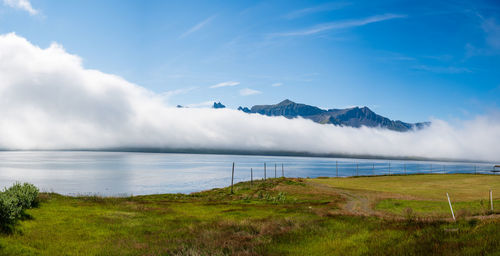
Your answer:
(447, 193), (456, 221)
(491, 190), (494, 212)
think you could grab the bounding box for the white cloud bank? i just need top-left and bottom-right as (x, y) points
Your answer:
(3, 0), (37, 15)
(1, 33), (500, 162)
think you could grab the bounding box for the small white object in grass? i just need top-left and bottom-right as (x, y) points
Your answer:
(447, 193), (456, 221)
(490, 189), (493, 212)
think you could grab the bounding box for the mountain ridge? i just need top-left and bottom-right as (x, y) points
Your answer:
(240, 99), (429, 132)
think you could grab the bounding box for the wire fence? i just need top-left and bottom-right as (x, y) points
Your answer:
(229, 160), (499, 184)
(326, 161), (498, 177)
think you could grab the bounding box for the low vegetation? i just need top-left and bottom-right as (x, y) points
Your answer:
(1, 174), (500, 255)
(0, 183), (39, 232)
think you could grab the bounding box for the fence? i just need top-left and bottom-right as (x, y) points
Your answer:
(228, 160), (499, 220)
(324, 161), (498, 177)
(229, 160), (499, 187)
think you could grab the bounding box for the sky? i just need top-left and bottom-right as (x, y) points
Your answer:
(1, 0), (499, 123)
(0, 0), (500, 161)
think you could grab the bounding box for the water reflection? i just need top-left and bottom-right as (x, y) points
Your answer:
(0, 151), (494, 196)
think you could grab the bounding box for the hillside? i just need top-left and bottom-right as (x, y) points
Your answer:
(241, 99), (429, 132)
(2, 175), (500, 255)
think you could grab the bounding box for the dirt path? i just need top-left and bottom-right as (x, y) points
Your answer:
(308, 181), (381, 216)
(333, 188), (374, 215)
(307, 180), (500, 221)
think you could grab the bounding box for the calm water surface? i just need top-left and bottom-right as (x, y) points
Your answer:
(0, 151), (495, 196)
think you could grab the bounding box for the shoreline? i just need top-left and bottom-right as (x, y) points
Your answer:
(0, 148), (495, 164)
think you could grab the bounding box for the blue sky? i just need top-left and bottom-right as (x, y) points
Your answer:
(1, 0), (499, 122)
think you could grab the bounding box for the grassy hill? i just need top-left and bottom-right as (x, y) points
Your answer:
(2, 174), (500, 255)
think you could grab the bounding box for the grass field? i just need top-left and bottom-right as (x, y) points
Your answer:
(1, 174), (500, 255)
(311, 174), (500, 201)
(311, 174), (500, 218)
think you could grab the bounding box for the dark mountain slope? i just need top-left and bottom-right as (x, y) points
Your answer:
(250, 99), (324, 117)
(240, 99), (429, 132)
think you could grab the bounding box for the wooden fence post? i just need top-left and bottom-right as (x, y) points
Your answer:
(231, 162), (235, 194)
(251, 168), (253, 186)
(447, 193), (455, 221)
(264, 163), (266, 181)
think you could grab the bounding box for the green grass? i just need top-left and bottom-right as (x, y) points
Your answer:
(2, 175), (500, 255)
(270, 217), (500, 255)
(0, 179), (336, 255)
(376, 198), (500, 217)
(310, 174), (500, 201)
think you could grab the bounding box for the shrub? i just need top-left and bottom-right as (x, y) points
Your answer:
(0, 182), (39, 230)
(0, 192), (22, 226)
(5, 182), (39, 209)
(275, 192), (287, 204)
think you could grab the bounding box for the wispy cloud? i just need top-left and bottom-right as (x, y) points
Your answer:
(179, 15), (216, 38)
(466, 15), (500, 57)
(413, 65), (472, 74)
(422, 54), (454, 62)
(465, 43), (490, 57)
(210, 81), (240, 89)
(271, 83), (283, 87)
(481, 17), (500, 50)
(159, 87), (197, 100)
(3, 0), (37, 15)
(274, 14), (407, 37)
(239, 88), (262, 96)
(376, 51), (416, 62)
(283, 2), (351, 19)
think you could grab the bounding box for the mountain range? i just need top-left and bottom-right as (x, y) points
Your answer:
(235, 99), (429, 132)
